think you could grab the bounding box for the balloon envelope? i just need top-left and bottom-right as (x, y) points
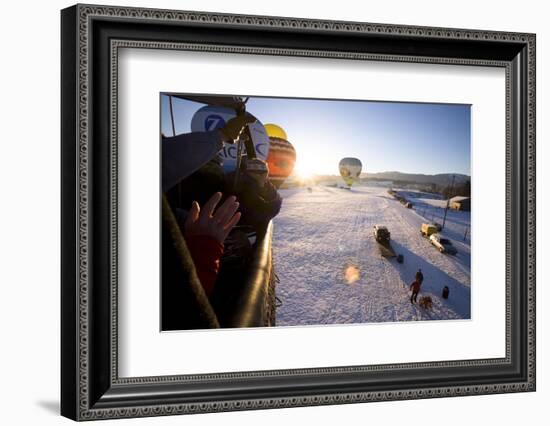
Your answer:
(191, 105), (270, 172)
(264, 123), (288, 141)
(266, 137), (296, 188)
(339, 157), (363, 187)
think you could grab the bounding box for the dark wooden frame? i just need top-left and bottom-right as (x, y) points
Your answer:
(61, 3), (536, 421)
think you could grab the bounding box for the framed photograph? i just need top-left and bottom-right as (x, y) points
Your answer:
(61, 4), (536, 421)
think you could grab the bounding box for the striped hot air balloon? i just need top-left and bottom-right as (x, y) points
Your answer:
(339, 157), (362, 188)
(265, 124), (296, 189)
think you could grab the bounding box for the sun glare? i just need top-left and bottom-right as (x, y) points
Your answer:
(291, 143), (338, 180)
(344, 264), (361, 284)
(293, 157), (320, 181)
(295, 168), (313, 181)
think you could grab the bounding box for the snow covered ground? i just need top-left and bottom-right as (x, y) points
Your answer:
(395, 189), (471, 245)
(272, 185), (471, 326)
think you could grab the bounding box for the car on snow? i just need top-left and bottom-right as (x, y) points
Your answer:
(373, 225), (391, 243)
(429, 233), (458, 255)
(421, 223), (438, 237)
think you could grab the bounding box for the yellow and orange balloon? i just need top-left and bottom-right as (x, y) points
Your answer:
(264, 124), (296, 189)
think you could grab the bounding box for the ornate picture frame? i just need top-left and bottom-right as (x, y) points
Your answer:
(61, 4), (535, 420)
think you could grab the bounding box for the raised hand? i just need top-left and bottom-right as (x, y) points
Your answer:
(184, 192), (241, 244)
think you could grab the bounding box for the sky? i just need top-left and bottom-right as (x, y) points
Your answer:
(161, 94), (471, 177)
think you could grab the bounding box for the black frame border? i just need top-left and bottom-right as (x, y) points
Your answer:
(61, 4), (535, 421)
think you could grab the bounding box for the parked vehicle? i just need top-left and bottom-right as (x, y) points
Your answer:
(373, 225), (397, 258)
(433, 222), (442, 232)
(373, 225), (391, 243)
(421, 223), (438, 237)
(429, 233), (458, 255)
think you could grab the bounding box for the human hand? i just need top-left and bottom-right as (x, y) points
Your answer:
(184, 192), (241, 244)
(218, 114), (257, 143)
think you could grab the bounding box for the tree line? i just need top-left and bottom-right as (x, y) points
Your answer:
(440, 180), (471, 199)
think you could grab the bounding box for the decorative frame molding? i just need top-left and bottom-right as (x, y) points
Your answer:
(61, 4), (535, 421)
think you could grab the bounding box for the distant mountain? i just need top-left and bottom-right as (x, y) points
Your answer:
(363, 171), (470, 186)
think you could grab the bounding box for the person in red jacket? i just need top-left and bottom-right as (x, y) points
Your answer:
(183, 192), (241, 297)
(162, 114), (253, 299)
(410, 280), (421, 304)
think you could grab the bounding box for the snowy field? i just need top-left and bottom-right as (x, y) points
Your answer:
(272, 185), (471, 326)
(395, 189), (471, 244)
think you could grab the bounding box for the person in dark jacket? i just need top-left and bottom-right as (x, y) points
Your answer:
(226, 158), (282, 234)
(415, 268), (424, 285)
(410, 280), (421, 304)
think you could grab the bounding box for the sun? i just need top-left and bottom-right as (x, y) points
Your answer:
(295, 168), (313, 181)
(293, 160), (315, 181)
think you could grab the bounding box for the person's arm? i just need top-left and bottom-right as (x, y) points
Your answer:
(184, 235), (224, 297)
(235, 175), (283, 219)
(184, 193), (241, 296)
(256, 181), (283, 215)
(162, 131), (224, 192)
(162, 115), (256, 192)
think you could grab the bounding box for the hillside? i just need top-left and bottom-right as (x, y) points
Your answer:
(363, 171), (470, 186)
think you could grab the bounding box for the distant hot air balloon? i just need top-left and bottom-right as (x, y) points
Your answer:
(339, 157), (363, 188)
(265, 123), (296, 189)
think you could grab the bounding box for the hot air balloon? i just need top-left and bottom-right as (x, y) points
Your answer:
(264, 123), (296, 189)
(339, 157), (362, 188)
(191, 105), (270, 173)
(264, 123), (288, 141)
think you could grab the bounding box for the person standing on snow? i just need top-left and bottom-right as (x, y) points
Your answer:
(410, 279), (421, 304)
(415, 268), (424, 285)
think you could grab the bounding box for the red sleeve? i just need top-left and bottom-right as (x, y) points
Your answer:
(184, 235), (224, 297)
